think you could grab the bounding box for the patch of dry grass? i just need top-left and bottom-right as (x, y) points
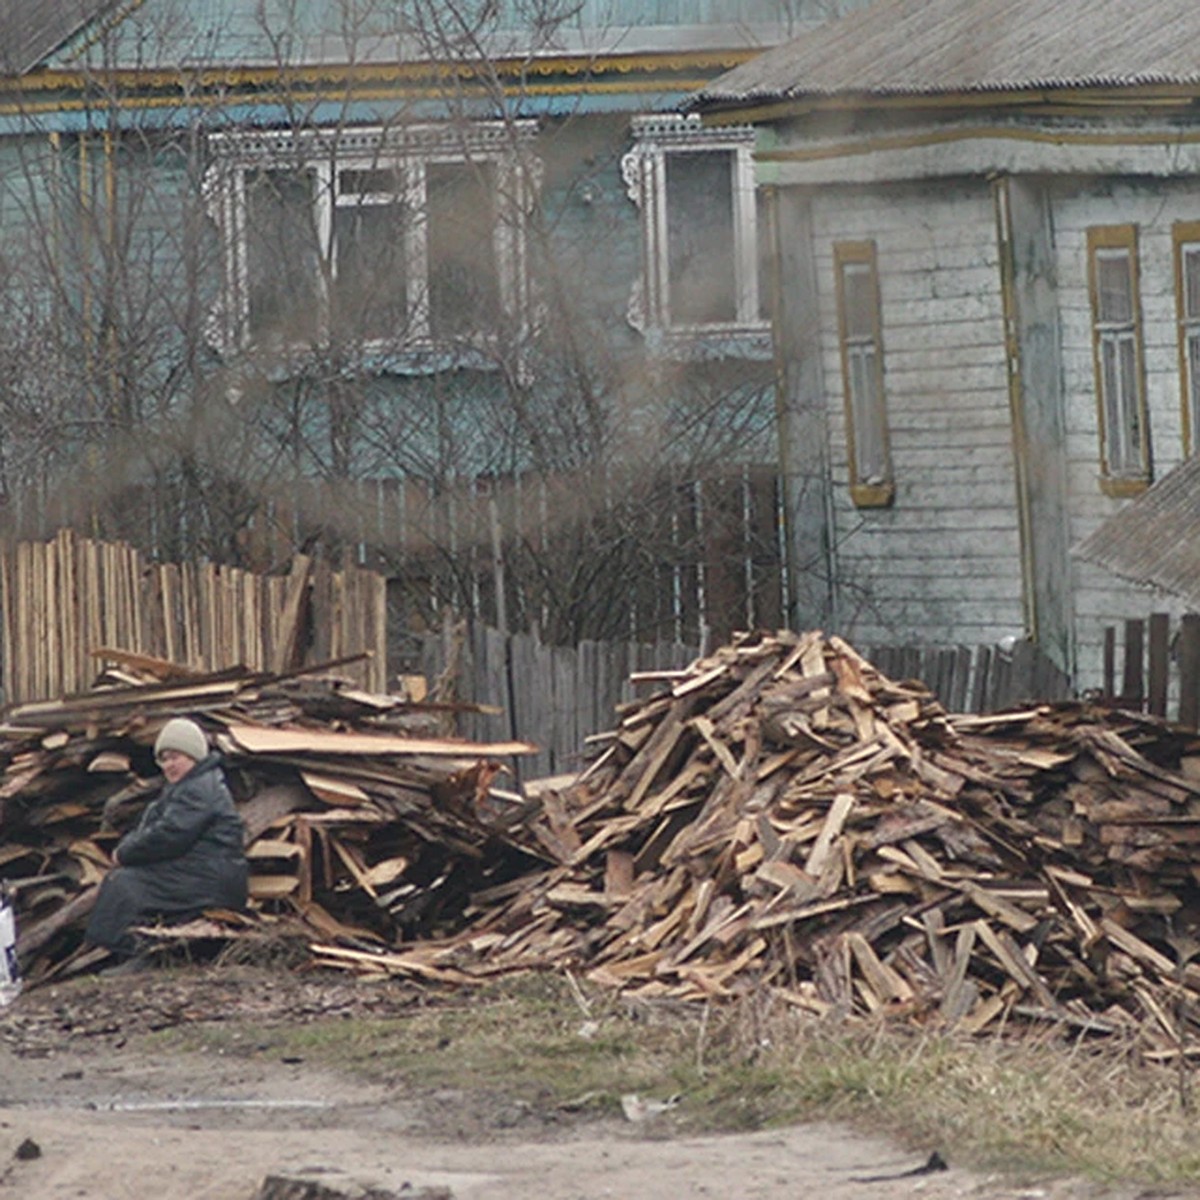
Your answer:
(151, 971), (1200, 1187)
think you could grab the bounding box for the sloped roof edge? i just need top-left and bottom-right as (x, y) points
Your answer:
(1, 1), (116, 76)
(1074, 457), (1200, 610)
(693, 0), (1200, 110)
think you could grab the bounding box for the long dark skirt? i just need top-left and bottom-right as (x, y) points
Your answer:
(85, 861), (248, 956)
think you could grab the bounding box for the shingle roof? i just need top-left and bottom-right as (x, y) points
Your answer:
(0, 0), (114, 75)
(1075, 457), (1200, 609)
(696, 0), (1200, 106)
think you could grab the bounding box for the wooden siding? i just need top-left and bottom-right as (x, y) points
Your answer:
(809, 179), (1026, 650)
(1051, 178), (1198, 695)
(75, 0), (863, 72)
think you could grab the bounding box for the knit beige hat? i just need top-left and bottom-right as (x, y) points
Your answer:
(154, 717), (208, 764)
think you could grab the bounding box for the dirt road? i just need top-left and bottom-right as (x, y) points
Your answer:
(0, 967), (1181, 1200)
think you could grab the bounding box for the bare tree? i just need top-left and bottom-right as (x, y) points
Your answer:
(0, 0), (834, 645)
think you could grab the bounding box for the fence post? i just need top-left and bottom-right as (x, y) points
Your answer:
(971, 645), (992, 713)
(1179, 614), (1200, 730)
(1148, 613), (1170, 718)
(1122, 618), (1145, 708)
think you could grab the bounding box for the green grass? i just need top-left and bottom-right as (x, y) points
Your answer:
(147, 971), (1200, 1187)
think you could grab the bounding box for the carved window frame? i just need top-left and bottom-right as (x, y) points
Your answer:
(833, 240), (893, 508)
(622, 113), (770, 360)
(1087, 223), (1149, 496)
(203, 121), (540, 372)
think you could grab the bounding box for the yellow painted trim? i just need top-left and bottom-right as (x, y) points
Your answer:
(1087, 223), (1150, 489)
(756, 121), (1200, 165)
(1173, 221), (1200, 458)
(1099, 477), (1150, 499)
(0, 50), (758, 118)
(0, 75), (728, 118)
(992, 177), (1037, 640)
(5, 48), (756, 96)
(702, 82), (1200, 126)
(849, 482), (894, 508)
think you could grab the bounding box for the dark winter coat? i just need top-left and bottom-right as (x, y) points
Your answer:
(85, 752), (248, 954)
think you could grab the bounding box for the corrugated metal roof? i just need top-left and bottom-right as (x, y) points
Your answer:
(1075, 457), (1200, 609)
(0, 0), (114, 75)
(697, 0), (1200, 105)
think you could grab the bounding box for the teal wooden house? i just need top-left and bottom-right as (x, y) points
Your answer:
(0, 1), (866, 646)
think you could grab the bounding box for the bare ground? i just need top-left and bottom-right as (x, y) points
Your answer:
(0, 966), (1192, 1200)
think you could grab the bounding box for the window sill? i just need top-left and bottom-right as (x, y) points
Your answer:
(641, 322), (773, 362)
(850, 481), (895, 508)
(1099, 475), (1150, 499)
(233, 338), (508, 379)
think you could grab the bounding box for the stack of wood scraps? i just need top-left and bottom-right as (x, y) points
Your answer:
(332, 628), (1200, 1054)
(0, 648), (542, 981)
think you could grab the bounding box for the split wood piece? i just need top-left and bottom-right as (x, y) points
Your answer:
(223, 723), (538, 759)
(309, 942), (474, 984)
(90, 647), (208, 682)
(16, 885), (99, 962)
(690, 716), (740, 779)
(844, 930), (913, 1008)
(803, 793), (855, 877)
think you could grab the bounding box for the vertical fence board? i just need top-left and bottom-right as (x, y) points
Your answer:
(0, 534), (389, 705)
(1121, 618), (1145, 706)
(1180, 615), (1200, 730)
(1148, 612), (1170, 717)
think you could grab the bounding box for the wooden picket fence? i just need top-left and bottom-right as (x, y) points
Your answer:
(865, 637), (1073, 716)
(1094, 613), (1200, 729)
(0, 529), (388, 705)
(418, 623), (700, 780)
(417, 624), (1077, 781)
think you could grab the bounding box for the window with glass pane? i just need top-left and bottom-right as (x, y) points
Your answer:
(333, 169), (410, 343)
(244, 168), (320, 342)
(1175, 227), (1200, 455)
(427, 161), (500, 340)
(664, 150), (736, 325)
(1088, 227), (1146, 485)
(835, 242), (891, 504)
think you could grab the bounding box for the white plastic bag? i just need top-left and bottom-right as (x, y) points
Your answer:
(0, 887), (21, 1005)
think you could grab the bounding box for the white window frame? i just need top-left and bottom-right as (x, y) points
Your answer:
(203, 122), (539, 370)
(1087, 224), (1149, 496)
(621, 113), (769, 359)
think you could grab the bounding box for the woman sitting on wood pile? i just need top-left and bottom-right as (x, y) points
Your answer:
(85, 717), (248, 969)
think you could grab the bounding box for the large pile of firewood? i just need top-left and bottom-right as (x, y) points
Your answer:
(316, 629), (1200, 1053)
(9, 629), (1200, 1053)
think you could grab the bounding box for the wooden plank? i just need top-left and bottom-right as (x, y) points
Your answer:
(1147, 613), (1170, 718)
(1122, 618), (1145, 707)
(0, 540), (13, 706)
(970, 645), (991, 714)
(1180, 614), (1200, 730)
(223, 724), (539, 758)
(803, 792), (855, 877)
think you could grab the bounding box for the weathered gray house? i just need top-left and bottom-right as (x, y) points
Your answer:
(693, 0), (1200, 691)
